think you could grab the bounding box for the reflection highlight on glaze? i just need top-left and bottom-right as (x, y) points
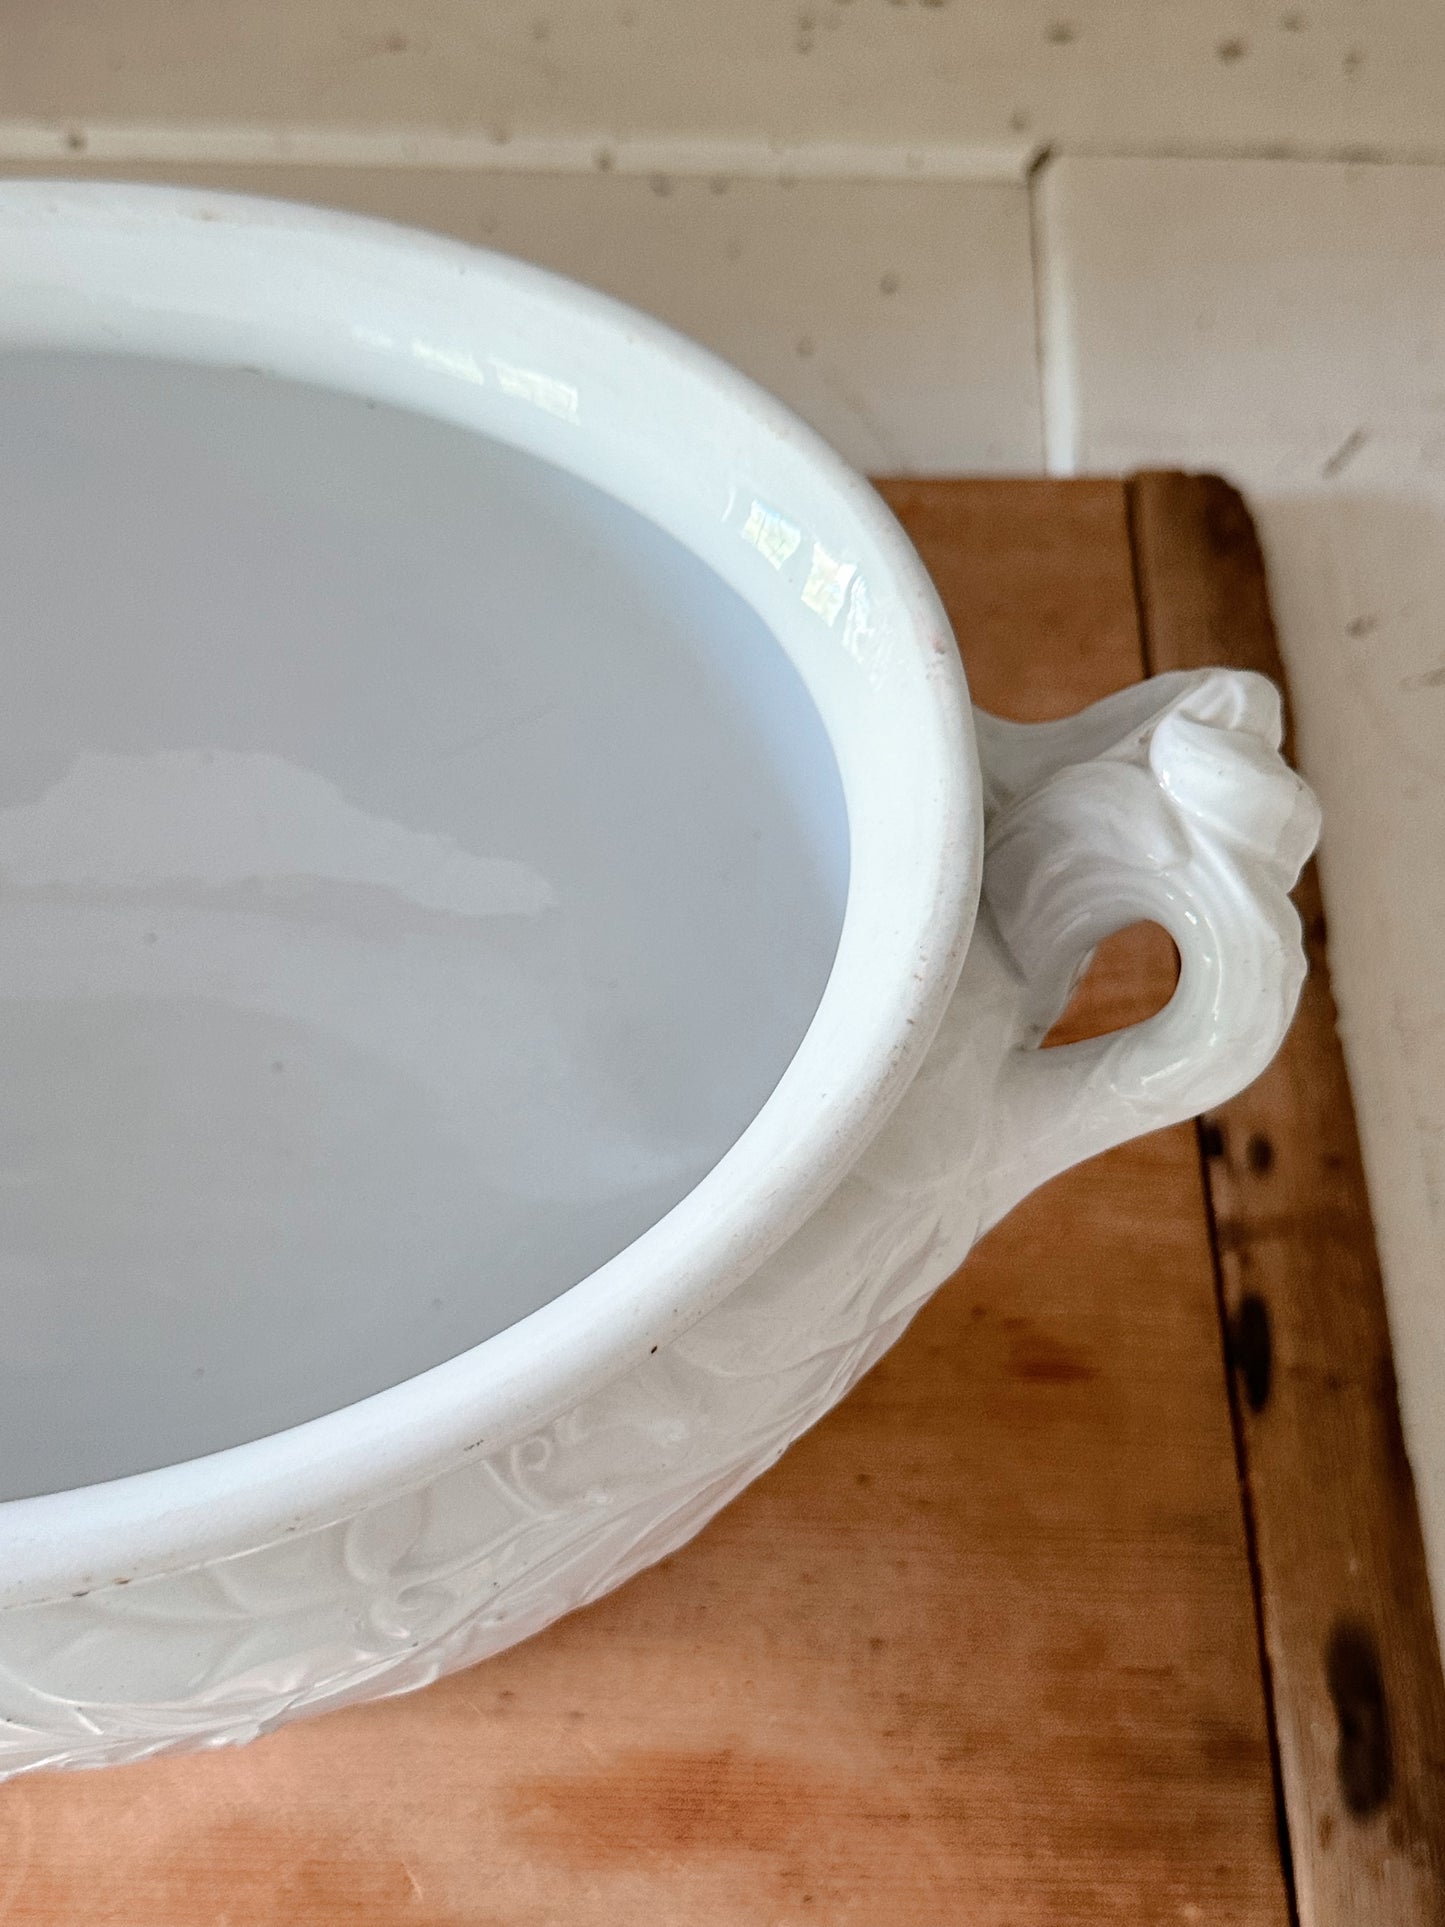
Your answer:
(488, 357), (580, 424)
(740, 499), (802, 570)
(401, 339), (581, 423)
(731, 489), (891, 685)
(800, 540), (856, 625)
(0, 751), (553, 917)
(410, 339), (489, 388)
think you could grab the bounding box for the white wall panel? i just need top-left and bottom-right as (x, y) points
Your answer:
(4, 1), (1445, 177)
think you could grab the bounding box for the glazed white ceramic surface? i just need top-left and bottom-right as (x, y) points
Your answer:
(0, 182), (1319, 1773)
(0, 350), (851, 1495)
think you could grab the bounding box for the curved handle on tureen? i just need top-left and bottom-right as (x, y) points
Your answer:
(973, 668), (1320, 1231)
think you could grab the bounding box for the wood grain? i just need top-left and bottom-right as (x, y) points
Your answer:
(1129, 471), (1445, 1927)
(0, 482), (1289, 1924)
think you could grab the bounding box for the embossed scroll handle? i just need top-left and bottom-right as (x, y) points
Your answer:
(973, 668), (1320, 1230)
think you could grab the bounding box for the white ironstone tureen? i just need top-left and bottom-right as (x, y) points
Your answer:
(0, 183), (1318, 1773)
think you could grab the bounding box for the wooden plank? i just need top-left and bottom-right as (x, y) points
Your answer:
(877, 478), (1147, 721)
(0, 481), (1287, 1923)
(1129, 470), (1445, 1927)
(1044, 157), (1445, 1654)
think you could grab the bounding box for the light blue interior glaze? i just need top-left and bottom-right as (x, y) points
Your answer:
(0, 352), (848, 1495)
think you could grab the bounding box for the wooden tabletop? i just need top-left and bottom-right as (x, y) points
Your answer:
(1, 478), (1440, 1925)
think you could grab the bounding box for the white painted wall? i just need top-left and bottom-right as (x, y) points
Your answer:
(4, 0), (1445, 174)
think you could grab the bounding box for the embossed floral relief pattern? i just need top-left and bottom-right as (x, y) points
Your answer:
(0, 670), (1315, 1773)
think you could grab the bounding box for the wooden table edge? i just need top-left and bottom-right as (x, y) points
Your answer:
(1126, 470), (1445, 1925)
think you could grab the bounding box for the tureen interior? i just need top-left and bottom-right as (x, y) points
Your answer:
(0, 351), (848, 1495)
